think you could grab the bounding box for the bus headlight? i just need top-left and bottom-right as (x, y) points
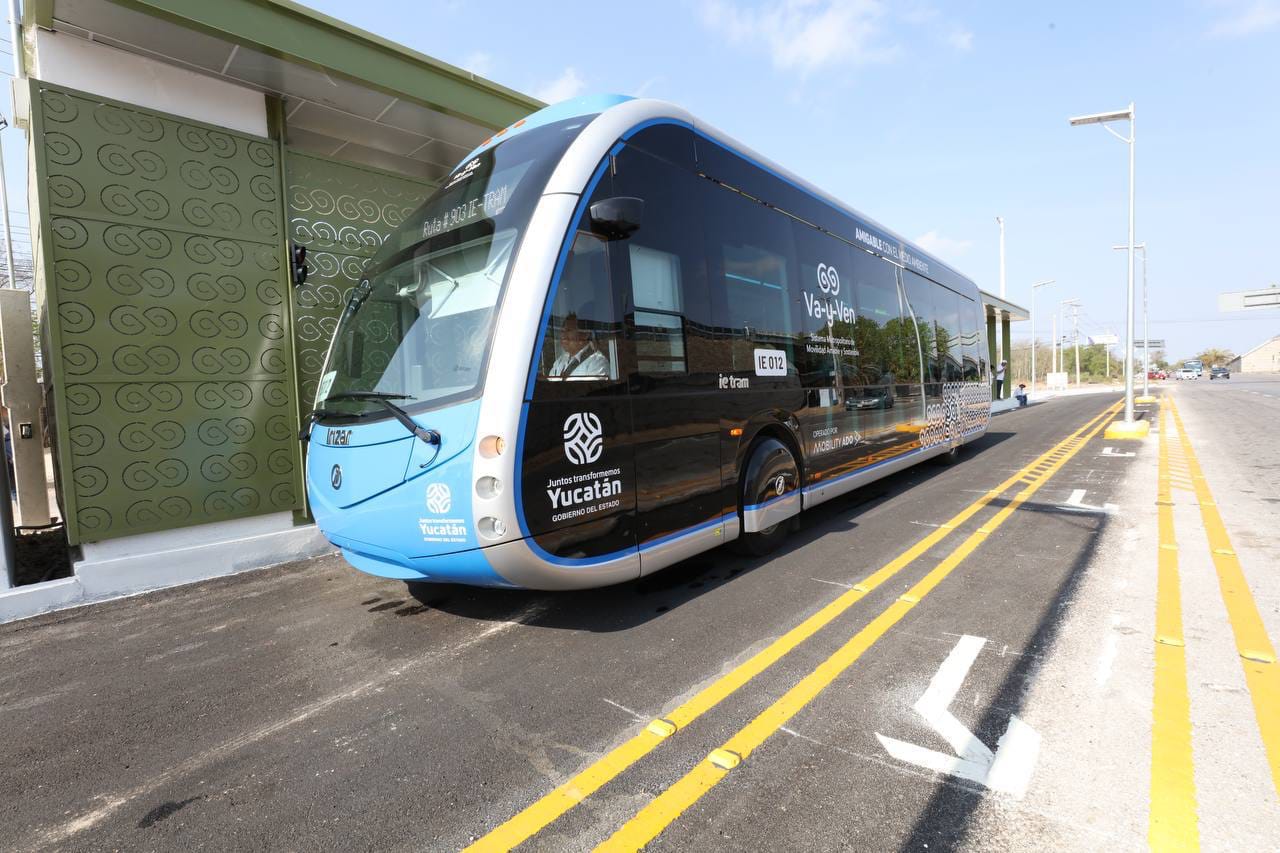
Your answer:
(477, 516), (507, 540)
(479, 435), (506, 458)
(475, 476), (503, 499)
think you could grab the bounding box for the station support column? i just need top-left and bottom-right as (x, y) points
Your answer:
(987, 309), (998, 397)
(1001, 313), (1012, 398)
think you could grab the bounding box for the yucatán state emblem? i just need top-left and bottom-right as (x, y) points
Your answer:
(425, 482), (452, 514)
(562, 412), (603, 465)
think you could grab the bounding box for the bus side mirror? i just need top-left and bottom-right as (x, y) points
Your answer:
(291, 243), (308, 287)
(589, 196), (644, 240)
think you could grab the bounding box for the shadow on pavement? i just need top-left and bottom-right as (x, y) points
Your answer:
(897, 508), (1110, 852)
(402, 430), (1016, 633)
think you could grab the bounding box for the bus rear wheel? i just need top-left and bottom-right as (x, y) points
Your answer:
(734, 437), (799, 557)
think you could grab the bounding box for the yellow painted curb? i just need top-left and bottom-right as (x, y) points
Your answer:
(1105, 419), (1151, 440)
(1136, 395), (1157, 403)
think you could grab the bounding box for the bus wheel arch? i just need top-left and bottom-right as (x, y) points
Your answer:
(734, 432), (801, 556)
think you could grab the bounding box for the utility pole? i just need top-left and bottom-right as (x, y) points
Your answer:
(1051, 314), (1057, 375)
(0, 117), (15, 294)
(1072, 304), (1081, 387)
(1030, 279), (1054, 393)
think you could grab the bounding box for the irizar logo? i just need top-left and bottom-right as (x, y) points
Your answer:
(817, 263), (840, 295)
(330, 464), (342, 490)
(804, 261), (856, 327)
(563, 412), (603, 465)
(443, 157), (483, 189)
(774, 474), (786, 497)
(425, 482), (452, 514)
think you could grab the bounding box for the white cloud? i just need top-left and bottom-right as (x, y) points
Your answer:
(701, 0), (898, 77)
(534, 67), (586, 104)
(913, 230), (973, 263)
(461, 51), (493, 78)
(1207, 0), (1280, 36)
(947, 27), (974, 51)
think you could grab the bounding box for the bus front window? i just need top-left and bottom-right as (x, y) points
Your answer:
(316, 116), (594, 419)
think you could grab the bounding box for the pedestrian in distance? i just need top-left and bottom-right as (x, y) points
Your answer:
(1015, 382), (1028, 407)
(995, 360), (1007, 398)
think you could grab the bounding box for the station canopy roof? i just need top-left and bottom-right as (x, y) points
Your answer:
(28, 0), (545, 181)
(979, 289), (1029, 322)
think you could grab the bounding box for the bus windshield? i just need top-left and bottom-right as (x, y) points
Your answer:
(316, 116), (594, 419)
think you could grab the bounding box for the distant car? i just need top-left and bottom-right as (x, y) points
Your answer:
(1147, 369), (1167, 380)
(1210, 366), (1230, 380)
(1176, 367), (1198, 380)
(845, 387), (895, 410)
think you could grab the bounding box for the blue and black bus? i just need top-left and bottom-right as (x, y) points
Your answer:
(304, 95), (990, 590)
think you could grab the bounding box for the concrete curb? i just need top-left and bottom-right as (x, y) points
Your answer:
(0, 518), (336, 625)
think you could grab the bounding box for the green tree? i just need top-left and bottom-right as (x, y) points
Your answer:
(1196, 347), (1235, 367)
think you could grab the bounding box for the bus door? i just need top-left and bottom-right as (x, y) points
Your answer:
(902, 271), (947, 450)
(788, 222), (861, 483)
(844, 252), (921, 467)
(610, 137), (726, 568)
(523, 173), (638, 563)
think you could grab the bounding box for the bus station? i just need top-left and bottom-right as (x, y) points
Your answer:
(0, 2), (1277, 850)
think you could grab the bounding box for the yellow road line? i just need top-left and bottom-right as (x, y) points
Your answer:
(597, 404), (1118, 851)
(466, 401), (1123, 852)
(1150, 403), (1200, 850)
(1168, 396), (1280, 795)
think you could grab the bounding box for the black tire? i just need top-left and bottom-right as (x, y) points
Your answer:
(933, 443), (964, 466)
(733, 437), (798, 557)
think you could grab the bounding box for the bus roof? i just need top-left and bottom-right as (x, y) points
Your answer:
(459, 95), (981, 298)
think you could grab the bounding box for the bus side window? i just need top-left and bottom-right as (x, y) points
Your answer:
(792, 222), (856, 388)
(535, 226), (621, 387)
(849, 250), (905, 389)
(630, 243), (687, 373)
(903, 272), (940, 383)
(935, 288), (963, 382)
(611, 144), (711, 382)
(705, 188), (798, 380)
(959, 295), (981, 381)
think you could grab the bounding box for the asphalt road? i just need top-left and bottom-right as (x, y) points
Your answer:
(1, 386), (1276, 851)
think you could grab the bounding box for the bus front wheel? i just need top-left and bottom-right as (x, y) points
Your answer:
(734, 437), (798, 557)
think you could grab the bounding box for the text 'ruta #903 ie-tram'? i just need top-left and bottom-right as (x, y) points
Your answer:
(303, 94), (991, 590)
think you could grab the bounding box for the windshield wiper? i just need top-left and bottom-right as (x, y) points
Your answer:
(298, 408), (346, 442)
(323, 392), (440, 446)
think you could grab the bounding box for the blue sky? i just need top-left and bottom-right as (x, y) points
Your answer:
(301, 0), (1279, 361)
(5, 1), (1279, 361)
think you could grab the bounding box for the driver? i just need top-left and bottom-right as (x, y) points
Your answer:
(550, 313), (607, 378)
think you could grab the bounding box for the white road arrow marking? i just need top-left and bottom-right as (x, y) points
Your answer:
(875, 635), (1041, 798)
(1100, 446), (1136, 458)
(1060, 488), (1119, 516)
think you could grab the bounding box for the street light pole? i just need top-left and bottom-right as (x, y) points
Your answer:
(1059, 298), (1079, 387)
(995, 216), (1006, 366)
(1114, 242), (1149, 398)
(1070, 103), (1142, 434)
(996, 216), (1006, 299)
(1030, 279), (1054, 392)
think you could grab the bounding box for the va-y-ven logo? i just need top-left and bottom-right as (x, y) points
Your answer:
(816, 263), (840, 295)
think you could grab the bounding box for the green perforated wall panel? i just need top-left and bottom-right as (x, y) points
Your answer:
(33, 83), (303, 545)
(284, 150), (434, 416)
